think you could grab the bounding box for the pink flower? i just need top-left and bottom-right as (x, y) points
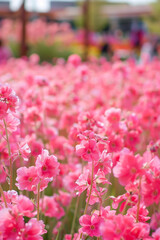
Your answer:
(36, 149), (59, 178)
(52, 221), (61, 235)
(105, 108), (121, 124)
(113, 149), (143, 186)
(131, 222), (150, 239)
(127, 204), (150, 222)
(16, 166), (40, 191)
(79, 214), (102, 237)
(29, 53), (40, 64)
(141, 172), (160, 206)
(32, 177), (52, 194)
(94, 151), (112, 175)
(63, 169), (81, 193)
(76, 139), (99, 162)
(100, 214), (134, 240)
(0, 101), (7, 118)
(18, 142), (31, 161)
(22, 218), (46, 240)
(95, 169), (111, 185)
(29, 139), (43, 157)
(150, 213), (160, 230)
(0, 84), (19, 115)
(25, 106), (42, 124)
(76, 169), (92, 195)
(68, 54), (81, 67)
(13, 142), (31, 162)
(1, 113), (20, 132)
(108, 135), (124, 152)
(0, 207), (24, 240)
(64, 234), (72, 240)
(16, 195), (36, 217)
(2, 190), (18, 205)
(56, 191), (72, 207)
(34, 75), (49, 87)
(152, 228), (160, 240)
(40, 196), (64, 219)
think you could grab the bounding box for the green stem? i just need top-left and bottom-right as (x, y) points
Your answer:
(80, 160), (94, 239)
(55, 229), (60, 240)
(37, 183), (40, 221)
(136, 177), (142, 223)
(99, 197), (102, 216)
(84, 160), (94, 215)
(71, 195), (80, 237)
(122, 196), (131, 215)
(3, 119), (12, 190)
(0, 184), (7, 207)
(40, 190), (45, 221)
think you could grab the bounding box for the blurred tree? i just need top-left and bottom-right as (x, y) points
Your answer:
(145, 0), (160, 35)
(75, 0), (108, 32)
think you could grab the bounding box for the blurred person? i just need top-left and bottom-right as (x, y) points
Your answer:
(0, 39), (12, 64)
(130, 21), (144, 57)
(115, 29), (123, 42)
(101, 34), (113, 60)
(153, 38), (160, 58)
(140, 35), (154, 62)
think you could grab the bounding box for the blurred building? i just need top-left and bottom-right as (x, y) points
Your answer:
(51, 0), (77, 9)
(0, 0), (152, 33)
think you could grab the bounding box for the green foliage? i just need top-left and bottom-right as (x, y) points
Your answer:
(9, 41), (20, 58)
(28, 41), (74, 62)
(144, 0), (160, 35)
(8, 41), (76, 62)
(75, 0), (108, 32)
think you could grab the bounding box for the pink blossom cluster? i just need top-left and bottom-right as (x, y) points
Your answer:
(0, 19), (74, 45)
(1, 54), (160, 239)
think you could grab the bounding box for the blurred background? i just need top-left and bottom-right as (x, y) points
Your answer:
(0, 0), (160, 62)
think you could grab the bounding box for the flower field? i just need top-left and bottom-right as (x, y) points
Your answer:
(1, 54), (160, 239)
(0, 19), (100, 60)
